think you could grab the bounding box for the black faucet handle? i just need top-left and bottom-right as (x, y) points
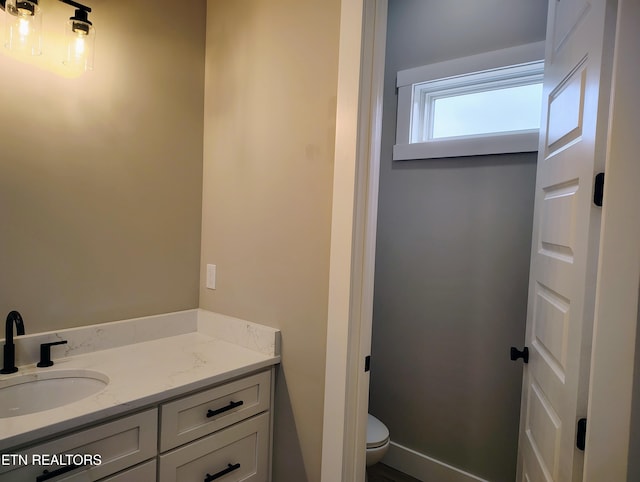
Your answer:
(37, 340), (68, 368)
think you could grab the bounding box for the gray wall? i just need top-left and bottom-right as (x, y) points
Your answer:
(369, 1), (547, 481)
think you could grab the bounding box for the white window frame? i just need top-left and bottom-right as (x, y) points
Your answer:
(394, 42), (545, 160)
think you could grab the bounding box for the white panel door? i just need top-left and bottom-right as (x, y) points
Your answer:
(516, 0), (615, 481)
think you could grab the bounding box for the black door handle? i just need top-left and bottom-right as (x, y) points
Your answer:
(206, 400), (244, 418)
(510, 346), (529, 364)
(205, 463), (241, 481)
(36, 464), (83, 481)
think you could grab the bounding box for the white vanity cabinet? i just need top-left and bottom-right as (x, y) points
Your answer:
(158, 370), (272, 482)
(158, 372), (271, 482)
(0, 369), (274, 482)
(0, 409), (157, 481)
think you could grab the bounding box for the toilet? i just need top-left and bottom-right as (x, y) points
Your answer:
(366, 413), (390, 476)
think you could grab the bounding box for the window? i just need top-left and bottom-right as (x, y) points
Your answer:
(413, 64), (544, 141)
(394, 43), (545, 160)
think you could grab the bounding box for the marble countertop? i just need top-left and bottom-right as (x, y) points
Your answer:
(0, 310), (280, 451)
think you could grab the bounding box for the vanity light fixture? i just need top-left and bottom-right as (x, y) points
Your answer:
(0, 0), (95, 71)
(1, 0), (42, 55)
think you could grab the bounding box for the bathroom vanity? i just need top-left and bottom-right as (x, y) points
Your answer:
(0, 310), (280, 482)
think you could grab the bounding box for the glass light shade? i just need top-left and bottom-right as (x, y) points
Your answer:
(63, 18), (94, 71)
(3, 0), (42, 56)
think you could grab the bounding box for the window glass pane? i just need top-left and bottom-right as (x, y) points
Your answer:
(431, 83), (543, 139)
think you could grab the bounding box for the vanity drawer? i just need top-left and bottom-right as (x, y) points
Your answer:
(160, 370), (270, 451)
(0, 409), (157, 482)
(158, 412), (269, 482)
(99, 460), (156, 481)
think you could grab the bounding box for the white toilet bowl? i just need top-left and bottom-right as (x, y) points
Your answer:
(366, 413), (390, 469)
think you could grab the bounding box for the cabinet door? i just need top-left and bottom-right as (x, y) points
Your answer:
(0, 409), (157, 482)
(159, 413), (269, 482)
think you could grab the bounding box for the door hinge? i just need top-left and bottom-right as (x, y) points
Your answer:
(594, 172), (605, 207)
(577, 418), (587, 451)
(364, 355), (371, 372)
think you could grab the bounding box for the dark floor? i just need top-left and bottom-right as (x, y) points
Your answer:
(368, 463), (422, 482)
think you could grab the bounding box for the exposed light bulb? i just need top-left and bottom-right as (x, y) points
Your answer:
(18, 17), (30, 39)
(74, 35), (86, 57)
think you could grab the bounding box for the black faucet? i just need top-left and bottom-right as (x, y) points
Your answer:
(1, 311), (25, 374)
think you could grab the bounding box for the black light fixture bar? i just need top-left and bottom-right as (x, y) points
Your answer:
(0, 0), (90, 13)
(59, 0), (90, 13)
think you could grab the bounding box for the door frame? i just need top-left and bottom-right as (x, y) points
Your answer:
(321, 0), (639, 480)
(321, 0), (387, 481)
(583, 0), (640, 479)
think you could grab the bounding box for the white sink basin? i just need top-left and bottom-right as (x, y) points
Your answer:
(0, 369), (109, 418)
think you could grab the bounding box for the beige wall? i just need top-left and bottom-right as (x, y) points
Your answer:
(0, 0), (206, 332)
(2, 0), (338, 478)
(200, 0), (340, 480)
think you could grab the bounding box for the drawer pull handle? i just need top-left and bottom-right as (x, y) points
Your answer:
(205, 463), (241, 481)
(36, 463), (83, 481)
(206, 400), (244, 418)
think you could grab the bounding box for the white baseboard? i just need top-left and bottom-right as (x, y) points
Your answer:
(382, 441), (489, 482)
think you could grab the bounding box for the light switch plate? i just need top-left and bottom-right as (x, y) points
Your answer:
(206, 264), (216, 289)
